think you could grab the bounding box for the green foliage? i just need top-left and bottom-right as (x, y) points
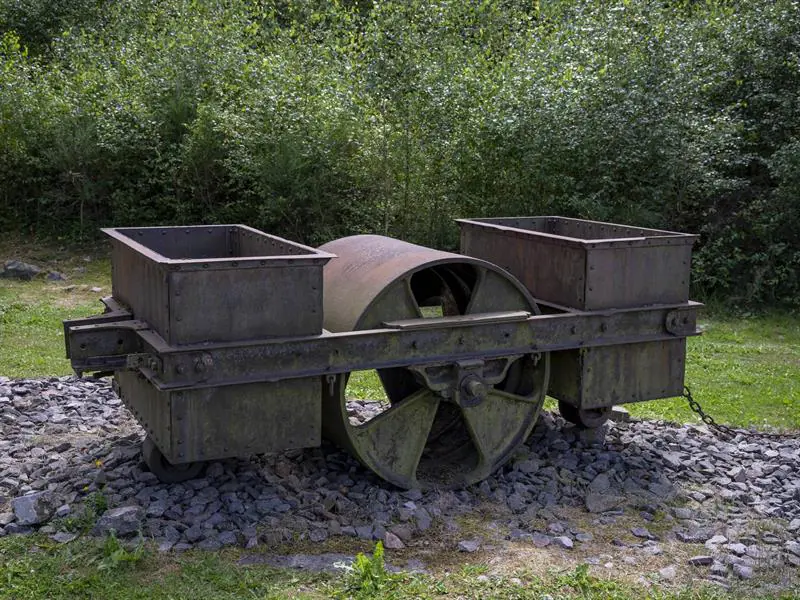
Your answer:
(337, 541), (400, 598)
(97, 531), (144, 572)
(0, 0), (799, 305)
(58, 490), (110, 533)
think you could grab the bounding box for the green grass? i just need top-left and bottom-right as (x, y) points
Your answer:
(2, 535), (790, 600)
(0, 239), (111, 378)
(630, 312), (800, 431)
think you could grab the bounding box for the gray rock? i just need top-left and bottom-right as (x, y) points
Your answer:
(239, 552), (355, 573)
(585, 492), (624, 514)
(687, 555), (713, 566)
(218, 530), (239, 546)
(553, 536), (573, 549)
(710, 561), (728, 576)
(532, 532), (551, 548)
(671, 507), (694, 520)
(745, 545), (767, 560)
(309, 528), (328, 543)
(515, 459), (541, 475)
(676, 528), (713, 544)
(50, 531), (78, 544)
(662, 452), (683, 469)
(658, 565), (677, 580)
(92, 506), (145, 537)
(1, 260), (41, 280)
(705, 534), (727, 548)
(458, 539), (480, 553)
(198, 538), (223, 551)
(0, 513), (14, 526)
(355, 525), (373, 540)
(631, 527), (656, 540)
(12, 492), (54, 525)
(588, 472), (611, 494)
(641, 542), (663, 556)
(785, 541), (800, 557)
(732, 563), (753, 579)
(383, 532), (405, 550)
(725, 543), (747, 556)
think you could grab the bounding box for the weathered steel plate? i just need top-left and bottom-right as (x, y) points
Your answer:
(457, 216), (697, 310)
(104, 225), (333, 345)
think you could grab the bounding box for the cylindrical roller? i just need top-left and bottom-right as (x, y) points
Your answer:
(319, 234), (549, 489)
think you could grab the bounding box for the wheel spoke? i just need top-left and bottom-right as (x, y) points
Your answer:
(466, 268), (528, 314)
(351, 388), (440, 487)
(460, 389), (538, 473)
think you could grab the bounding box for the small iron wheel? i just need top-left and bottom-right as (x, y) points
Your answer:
(558, 400), (611, 429)
(141, 436), (205, 483)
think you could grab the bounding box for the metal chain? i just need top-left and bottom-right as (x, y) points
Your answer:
(683, 386), (798, 440)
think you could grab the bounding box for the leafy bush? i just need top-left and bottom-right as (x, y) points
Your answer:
(0, 0), (798, 306)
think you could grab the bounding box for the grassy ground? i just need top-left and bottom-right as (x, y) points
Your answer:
(1, 532), (792, 600)
(1, 240), (799, 599)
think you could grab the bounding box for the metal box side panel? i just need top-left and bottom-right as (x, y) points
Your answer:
(460, 223), (587, 308)
(169, 378), (321, 463)
(584, 245), (693, 310)
(547, 349), (584, 404)
(111, 239), (170, 339)
(168, 265), (324, 344)
(114, 226), (232, 260)
(115, 371), (172, 455)
(236, 228), (318, 257)
(548, 340), (687, 409)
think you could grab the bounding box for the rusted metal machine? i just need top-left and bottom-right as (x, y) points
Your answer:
(64, 217), (700, 489)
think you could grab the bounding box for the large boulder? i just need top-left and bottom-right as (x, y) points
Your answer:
(92, 505), (145, 537)
(11, 491), (55, 525)
(1, 260), (42, 281)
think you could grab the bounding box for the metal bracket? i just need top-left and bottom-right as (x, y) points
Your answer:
(407, 355), (522, 406)
(127, 353), (158, 371)
(665, 309), (696, 336)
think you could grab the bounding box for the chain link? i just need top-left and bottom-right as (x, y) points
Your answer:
(683, 386), (798, 440)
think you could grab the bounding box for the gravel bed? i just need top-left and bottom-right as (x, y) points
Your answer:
(1, 376), (798, 586)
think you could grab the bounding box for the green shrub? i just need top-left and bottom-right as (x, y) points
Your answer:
(0, 0), (798, 306)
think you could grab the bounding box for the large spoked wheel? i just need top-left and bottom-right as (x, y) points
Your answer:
(142, 436), (206, 483)
(319, 235), (550, 490)
(557, 400), (612, 429)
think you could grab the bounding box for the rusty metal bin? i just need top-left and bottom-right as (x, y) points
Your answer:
(457, 216), (696, 310)
(458, 216), (697, 410)
(105, 225), (331, 345)
(103, 225), (334, 465)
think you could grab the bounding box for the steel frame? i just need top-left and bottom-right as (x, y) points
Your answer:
(65, 296), (699, 391)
